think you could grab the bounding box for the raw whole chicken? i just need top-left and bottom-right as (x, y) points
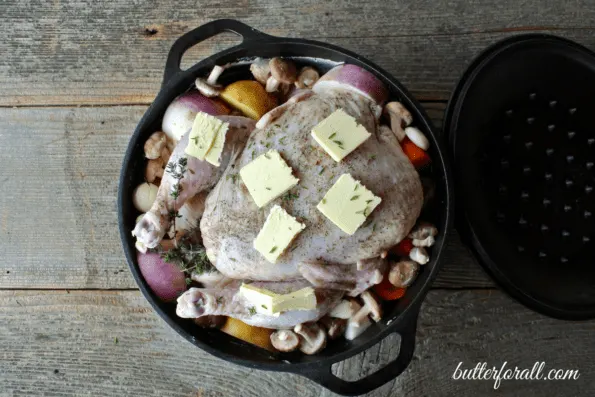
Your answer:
(134, 64), (425, 331)
(200, 66), (423, 282)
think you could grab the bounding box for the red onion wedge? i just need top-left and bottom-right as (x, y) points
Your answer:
(137, 252), (187, 302)
(313, 64), (389, 106)
(161, 92), (230, 141)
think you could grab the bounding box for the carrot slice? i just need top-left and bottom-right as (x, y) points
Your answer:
(374, 276), (407, 300)
(401, 137), (431, 169)
(390, 238), (413, 257)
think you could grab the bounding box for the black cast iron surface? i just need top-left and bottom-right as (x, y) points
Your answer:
(446, 34), (595, 320)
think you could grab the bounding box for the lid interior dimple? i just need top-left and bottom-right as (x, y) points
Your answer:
(450, 36), (595, 317)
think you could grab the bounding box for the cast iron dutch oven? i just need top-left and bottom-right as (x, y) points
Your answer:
(118, 19), (453, 395)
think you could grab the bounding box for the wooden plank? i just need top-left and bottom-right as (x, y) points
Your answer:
(2, 0), (595, 105)
(1, 290), (592, 396)
(0, 104), (492, 290)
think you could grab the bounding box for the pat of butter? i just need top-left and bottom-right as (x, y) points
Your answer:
(239, 284), (317, 314)
(239, 283), (279, 316)
(185, 112), (226, 161)
(253, 205), (305, 263)
(311, 109), (371, 162)
(239, 150), (299, 208)
(204, 121), (229, 166)
(317, 173), (381, 235)
(272, 287), (317, 313)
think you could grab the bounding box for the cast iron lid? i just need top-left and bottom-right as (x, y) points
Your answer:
(445, 34), (595, 320)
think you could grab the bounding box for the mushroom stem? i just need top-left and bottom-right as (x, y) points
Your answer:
(207, 65), (225, 85)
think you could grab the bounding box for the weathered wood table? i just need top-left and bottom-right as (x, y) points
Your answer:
(2, 1), (594, 396)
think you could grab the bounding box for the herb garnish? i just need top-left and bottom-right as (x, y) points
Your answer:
(328, 132), (337, 139)
(283, 192), (300, 201)
(319, 167), (325, 175)
(216, 296), (224, 304)
(370, 154), (377, 160)
(354, 184), (359, 191)
(160, 237), (214, 275)
(226, 174), (238, 183)
(165, 157), (188, 235)
(366, 199), (373, 204)
(333, 140), (344, 149)
(321, 198), (327, 204)
(248, 306), (257, 315)
(269, 246), (278, 254)
(350, 195), (360, 201)
(261, 305), (268, 310)
(114, 337), (118, 344)
(279, 137), (287, 145)
(266, 187), (271, 190)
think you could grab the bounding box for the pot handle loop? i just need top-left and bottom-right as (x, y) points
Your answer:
(163, 19), (271, 85)
(300, 306), (420, 395)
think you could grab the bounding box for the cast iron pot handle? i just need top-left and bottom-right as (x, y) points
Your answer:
(299, 305), (420, 396)
(163, 19), (272, 85)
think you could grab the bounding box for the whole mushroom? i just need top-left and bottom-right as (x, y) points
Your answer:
(266, 57), (298, 93)
(319, 316), (347, 340)
(328, 299), (360, 319)
(250, 58), (271, 85)
(270, 330), (300, 352)
(344, 300), (371, 340)
(144, 131), (167, 160)
(352, 291), (383, 323)
(295, 66), (320, 89)
(388, 260), (419, 288)
(410, 247), (430, 265)
(383, 102), (412, 142)
(294, 322), (327, 355)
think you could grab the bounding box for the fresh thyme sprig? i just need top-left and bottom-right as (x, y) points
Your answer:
(165, 157), (188, 236)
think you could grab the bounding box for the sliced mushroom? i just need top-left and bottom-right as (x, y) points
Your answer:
(294, 322), (327, 355)
(250, 58), (271, 85)
(194, 316), (226, 329)
(295, 66), (319, 89)
(319, 316), (347, 340)
(408, 222), (438, 240)
(266, 57), (297, 92)
(410, 247), (430, 265)
(144, 131), (167, 159)
(328, 299), (360, 319)
(195, 78), (221, 97)
(383, 102), (412, 142)
(270, 330), (300, 352)
(344, 300), (371, 340)
(388, 260), (419, 288)
(352, 291), (383, 323)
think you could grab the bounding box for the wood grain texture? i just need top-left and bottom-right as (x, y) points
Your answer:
(2, 0), (595, 105)
(1, 290), (593, 397)
(0, 104), (492, 290)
